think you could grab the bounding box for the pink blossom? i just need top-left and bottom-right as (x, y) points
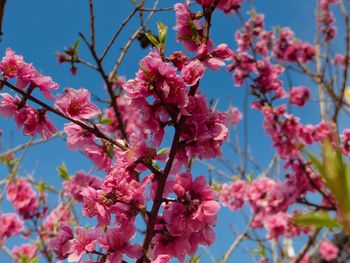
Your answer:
(341, 129), (350, 155)
(181, 60), (206, 86)
(0, 213), (23, 242)
(152, 172), (219, 262)
(104, 222), (141, 262)
(12, 243), (37, 260)
(103, 171), (146, 211)
(81, 186), (111, 226)
(217, 0), (244, 14)
(180, 96), (230, 160)
(111, 75), (126, 89)
(55, 87), (100, 120)
(153, 254), (172, 263)
(253, 59), (286, 99)
(0, 49), (59, 99)
(68, 227), (105, 262)
(63, 171), (102, 202)
(265, 214), (289, 239)
(219, 180), (247, 211)
(227, 52), (256, 86)
(15, 106), (39, 136)
(48, 224), (74, 260)
(172, 172), (219, 220)
(32, 74), (59, 100)
(193, 200), (220, 224)
(64, 123), (96, 150)
(152, 234), (191, 263)
(174, 3), (212, 52)
(42, 204), (73, 236)
(14, 106), (56, 139)
(0, 48), (24, 78)
(274, 28), (315, 63)
(289, 86), (311, 107)
(7, 178), (39, 219)
(235, 14), (264, 52)
(0, 93), (21, 118)
(168, 51), (189, 70)
(319, 0), (337, 41)
(83, 144), (112, 171)
(224, 106), (242, 126)
(300, 254), (310, 263)
(36, 111), (57, 139)
(197, 43), (233, 70)
(247, 177), (276, 212)
(207, 44), (234, 70)
(319, 240), (339, 261)
(333, 54), (350, 66)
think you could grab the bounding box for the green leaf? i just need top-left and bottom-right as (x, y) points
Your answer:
(304, 150), (325, 178)
(27, 257), (39, 263)
(145, 32), (160, 49)
(157, 22), (168, 44)
(73, 39), (81, 50)
(293, 211), (341, 230)
(157, 147), (169, 155)
(251, 244), (267, 258)
(130, 0), (136, 4)
(100, 118), (114, 125)
(189, 255), (201, 263)
(57, 162), (70, 181)
(188, 19), (200, 40)
(35, 182), (52, 193)
(212, 180), (221, 192)
(7, 159), (18, 170)
(322, 141), (350, 216)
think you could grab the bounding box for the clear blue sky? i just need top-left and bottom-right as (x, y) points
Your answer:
(0, 0), (336, 262)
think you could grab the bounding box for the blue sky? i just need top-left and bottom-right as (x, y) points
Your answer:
(0, 0), (338, 262)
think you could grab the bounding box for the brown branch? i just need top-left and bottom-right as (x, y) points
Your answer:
(1, 79), (162, 177)
(292, 229), (320, 263)
(0, 131), (63, 159)
(333, 0), (350, 122)
(88, 0), (96, 47)
(79, 32), (130, 142)
(140, 7), (174, 12)
(221, 217), (253, 263)
(0, 138), (32, 202)
(108, 0), (160, 82)
(100, 2), (143, 62)
(0, 0), (6, 41)
(137, 83), (200, 263)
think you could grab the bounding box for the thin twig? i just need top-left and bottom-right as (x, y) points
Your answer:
(291, 229), (320, 263)
(333, 0), (350, 122)
(108, 0), (160, 82)
(88, 0), (95, 47)
(100, 3), (142, 62)
(221, 217), (253, 263)
(1, 79), (162, 177)
(0, 131), (63, 159)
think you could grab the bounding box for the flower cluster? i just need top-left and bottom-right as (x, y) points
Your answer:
(0, 49), (58, 139)
(319, 240), (339, 261)
(63, 171), (102, 202)
(0, 48), (58, 99)
(7, 178), (40, 219)
(55, 87), (100, 120)
(0, 0), (344, 262)
(274, 28), (315, 63)
(152, 172), (219, 261)
(319, 0), (337, 41)
(0, 213), (23, 243)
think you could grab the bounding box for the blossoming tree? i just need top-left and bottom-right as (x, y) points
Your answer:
(0, 0), (349, 262)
